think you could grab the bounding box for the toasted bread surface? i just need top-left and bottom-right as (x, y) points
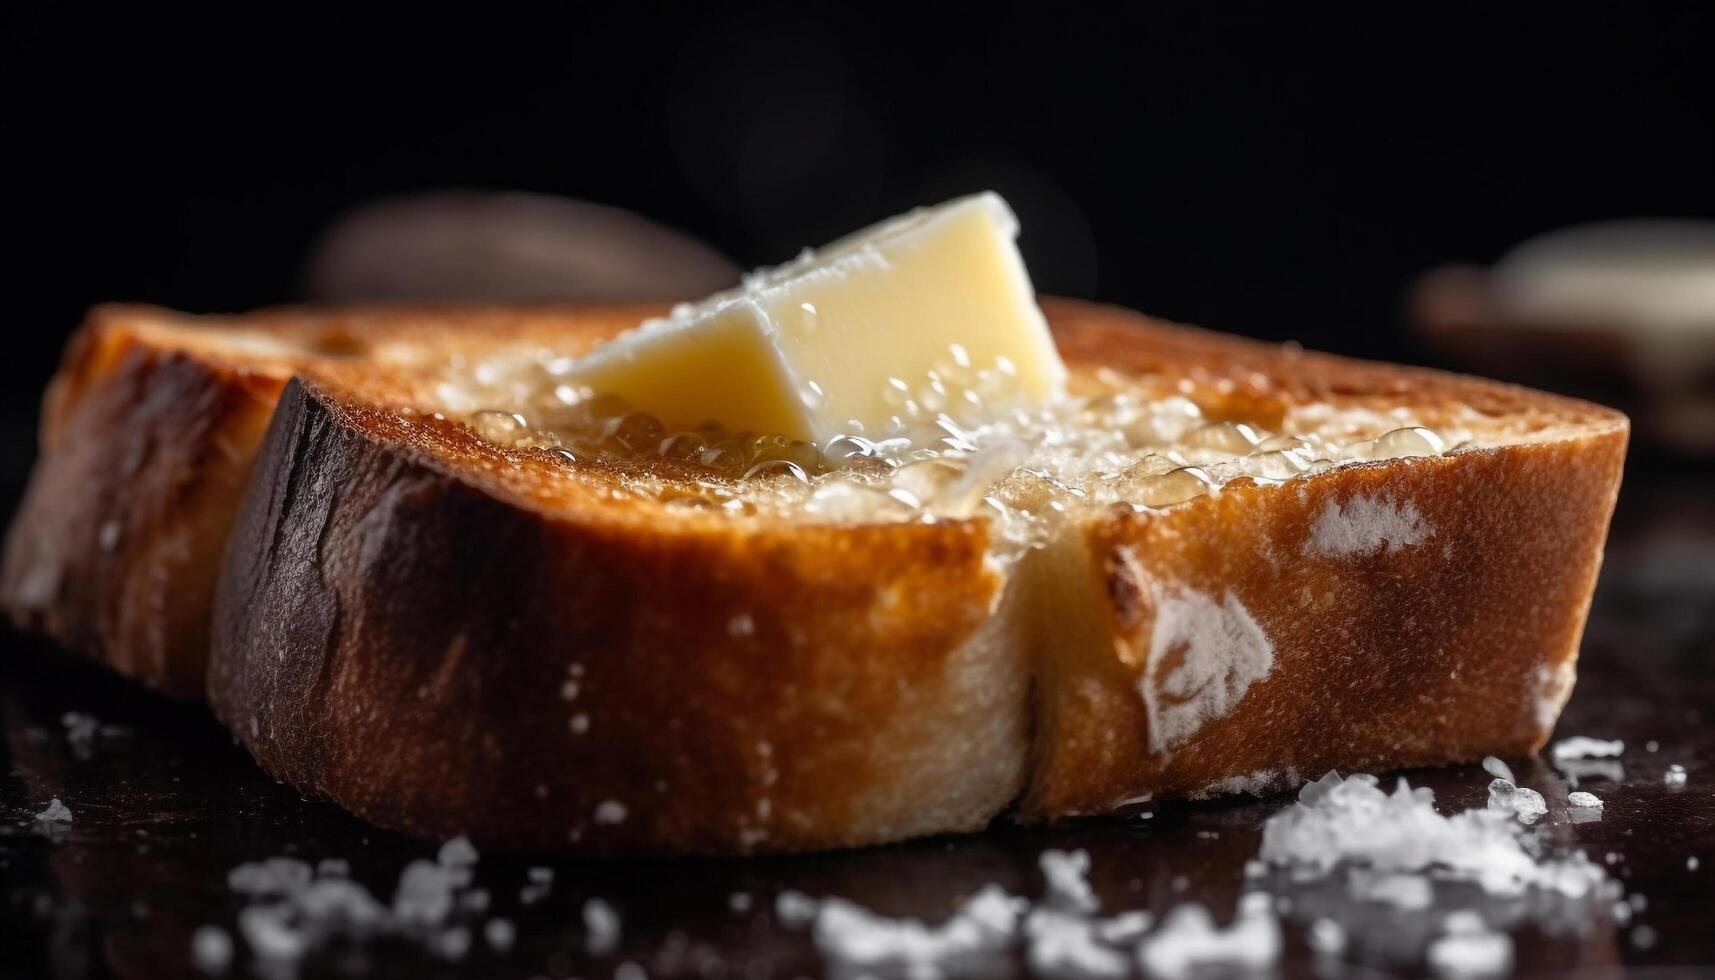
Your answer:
(1, 303), (662, 695)
(190, 300), (1623, 854)
(5, 300), (1625, 853)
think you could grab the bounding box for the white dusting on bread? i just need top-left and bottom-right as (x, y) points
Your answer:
(1141, 587), (1274, 755)
(1189, 767), (1303, 801)
(1532, 661), (1577, 732)
(1305, 494), (1432, 557)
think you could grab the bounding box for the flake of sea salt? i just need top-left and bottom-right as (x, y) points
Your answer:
(485, 917), (516, 951)
(775, 890), (820, 928)
(1665, 764), (1688, 789)
(1486, 779), (1547, 824)
(1306, 917), (1346, 955)
(33, 798), (73, 824)
(1480, 756), (1515, 784)
(1040, 849), (1100, 913)
(811, 884), (1024, 979)
(1425, 911), (1512, 978)
(191, 925), (234, 974)
(1135, 893), (1281, 980)
(437, 836), (479, 868)
(1567, 791), (1603, 824)
(1259, 771), (1599, 899)
(1024, 908), (1130, 980)
(238, 904), (310, 961)
(593, 800), (629, 825)
(431, 925), (472, 960)
(1550, 737), (1623, 763)
(228, 857), (312, 896)
(393, 859), (459, 925)
(1093, 909), (1152, 945)
(583, 897), (622, 955)
(1348, 870), (1434, 909)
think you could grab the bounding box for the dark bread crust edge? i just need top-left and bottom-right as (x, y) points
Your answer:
(1, 312), (285, 696)
(209, 379), (1029, 855)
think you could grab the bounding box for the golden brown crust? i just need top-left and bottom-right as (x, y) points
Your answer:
(1, 312), (288, 696)
(209, 379), (1027, 854)
(1021, 429), (1626, 817)
(1, 302), (666, 696)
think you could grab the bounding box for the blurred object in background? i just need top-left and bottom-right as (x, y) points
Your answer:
(303, 192), (739, 303)
(1411, 220), (1715, 456)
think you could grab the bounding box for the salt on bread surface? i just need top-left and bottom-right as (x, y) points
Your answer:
(1140, 584), (1275, 755)
(1305, 494), (1434, 557)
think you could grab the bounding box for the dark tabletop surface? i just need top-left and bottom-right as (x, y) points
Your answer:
(2, 466), (1712, 980)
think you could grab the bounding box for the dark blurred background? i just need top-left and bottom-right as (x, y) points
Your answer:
(5, 4), (1713, 487)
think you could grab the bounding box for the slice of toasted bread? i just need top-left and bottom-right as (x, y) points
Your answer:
(169, 299), (1619, 855)
(0, 303), (665, 696)
(3, 301), (1625, 852)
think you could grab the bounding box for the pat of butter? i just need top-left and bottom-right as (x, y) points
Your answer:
(567, 192), (1066, 445)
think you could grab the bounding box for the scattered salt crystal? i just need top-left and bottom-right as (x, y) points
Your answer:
(1094, 910), (1152, 945)
(484, 917), (515, 951)
(594, 800), (628, 825)
(191, 925), (234, 974)
(584, 898), (622, 955)
(1426, 911), (1512, 978)
(1261, 772), (1604, 899)
(729, 892), (753, 913)
(1665, 764), (1688, 789)
(811, 884), (1024, 979)
(1632, 924), (1658, 950)
(34, 798), (73, 824)
(239, 905), (310, 961)
(1040, 849), (1099, 913)
(1550, 737), (1623, 763)
(1349, 870), (1433, 909)
(316, 858), (350, 878)
(1135, 893), (1280, 980)
(570, 713), (591, 734)
(1024, 908), (1130, 979)
(776, 890), (820, 928)
(437, 836), (479, 868)
(1306, 917), (1346, 955)
(228, 857), (312, 896)
(520, 881), (552, 905)
(1567, 791), (1603, 809)
(527, 866), (554, 883)
(1480, 756), (1516, 784)
(1486, 779), (1547, 824)
(1611, 900), (1633, 925)
(1628, 892), (1648, 913)
(393, 860), (459, 924)
(1645, 740), (1660, 753)
(432, 925), (472, 960)
(61, 712), (101, 759)
(1690, 856), (1701, 871)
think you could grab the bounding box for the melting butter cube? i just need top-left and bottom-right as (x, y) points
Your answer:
(567, 192), (1066, 444)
